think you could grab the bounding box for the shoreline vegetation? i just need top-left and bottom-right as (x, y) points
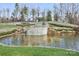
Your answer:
(0, 29), (17, 39)
(0, 23), (17, 38)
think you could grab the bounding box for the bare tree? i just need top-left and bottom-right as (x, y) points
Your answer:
(53, 4), (59, 22)
(53, 3), (79, 25)
(46, 10), (52, 21)
(36, 7), (40, 21)
(6, 8), (10, 22)
(0, 10), (2, 22)
(20, 5), (28, 21)
(41, 9), (46, 21)
(31, 8), (36, 21)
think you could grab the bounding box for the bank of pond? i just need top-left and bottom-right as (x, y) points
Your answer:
(0, 29), (17, 38)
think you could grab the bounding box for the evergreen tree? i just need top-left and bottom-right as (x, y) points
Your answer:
(47, 10), (52, 21)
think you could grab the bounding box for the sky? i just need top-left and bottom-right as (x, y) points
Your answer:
(0, 3), (55, 17)
(0, 3), (54, 12)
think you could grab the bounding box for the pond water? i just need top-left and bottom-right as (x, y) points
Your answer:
(0, 32), (79, 51)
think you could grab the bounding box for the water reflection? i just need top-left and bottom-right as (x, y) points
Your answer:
(0, 32), (79, 51)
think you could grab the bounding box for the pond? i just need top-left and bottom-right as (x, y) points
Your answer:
(0, 32), (79, 51)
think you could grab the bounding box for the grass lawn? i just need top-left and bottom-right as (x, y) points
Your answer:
(0, 23), (17, 33)
(0, 23), (16, 29)
(0, 46), (79, 56)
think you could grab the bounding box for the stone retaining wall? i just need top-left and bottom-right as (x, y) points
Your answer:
(27, 27), (48, 35)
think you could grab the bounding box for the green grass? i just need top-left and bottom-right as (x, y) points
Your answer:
(0, 23), (17, 33)
(0, 23), (17, 37)
(0, 46), (79, 56)
(49, 21), (78, 28)
(0, 24), (16, 29)
(0, 25), (16, 29)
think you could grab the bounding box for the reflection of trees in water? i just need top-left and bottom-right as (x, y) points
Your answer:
(11, 34), (21, 45)
(49, 31), (79, 49)
(74, 35), (79, 50)
(9, 32), (79, 51)
(47, 35), (54, 46)
(51, 36), (62, 48)
(24, 35), (48, 46)
(19, 35), (58, 47)
(47, 31), (63, 47)
(47, 36), (51, 43)
(11, 34), (49, 46)
(62, 35), (78, 50)
(20, 34), (26, 45)
(48, 31), (71, 48)
(1, 37), (13, 45)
